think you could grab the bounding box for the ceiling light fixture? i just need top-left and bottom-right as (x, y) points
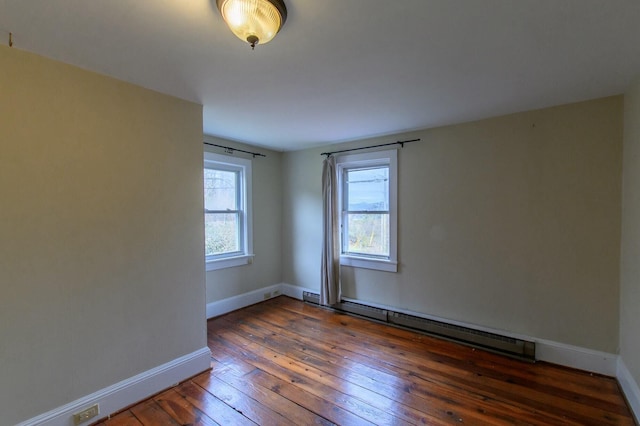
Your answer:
(216, 0), (287, 50)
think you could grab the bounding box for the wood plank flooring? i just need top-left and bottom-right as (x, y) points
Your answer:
(95, 296), (636, 425)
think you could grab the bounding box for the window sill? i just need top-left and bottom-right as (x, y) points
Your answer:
(206, 254), (254, 271)
(340, 255), (398, 272)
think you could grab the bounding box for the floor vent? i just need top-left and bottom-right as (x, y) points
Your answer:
(302, 291), (535, 361)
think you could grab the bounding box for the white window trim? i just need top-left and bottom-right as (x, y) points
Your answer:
(336, 149), (398, 273)
(206, 254), (254, 271)
(204, 152), (253, 271)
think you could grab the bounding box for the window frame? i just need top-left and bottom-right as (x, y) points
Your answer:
(336, 149), (398, 272)
(204, 152), (253, 271)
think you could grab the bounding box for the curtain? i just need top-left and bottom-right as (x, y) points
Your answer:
(320, 155), (341, 306)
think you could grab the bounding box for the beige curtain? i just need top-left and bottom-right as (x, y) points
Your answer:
(320, 155), (341, 305)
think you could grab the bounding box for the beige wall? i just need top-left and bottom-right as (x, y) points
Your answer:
(204, 136), (283, 303)
(0, 40), (631, 423)
(282, 96), (623, 352)
(620, 78), (640, 384)
(0, 46), (206, 424)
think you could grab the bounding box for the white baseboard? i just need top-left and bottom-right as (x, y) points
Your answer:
(280, 283), (316, 300)
(618, 358), (640, 424)
(534, 339), (618, 376)
(206, 283), (284, 319)
(17, 347), (211, 426)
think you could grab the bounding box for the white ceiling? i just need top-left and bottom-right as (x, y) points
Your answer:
(1, 1), (640, 151)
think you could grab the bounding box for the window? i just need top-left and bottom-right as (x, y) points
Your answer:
(204, 152), (253, 271)
(337, 149), (397, 272)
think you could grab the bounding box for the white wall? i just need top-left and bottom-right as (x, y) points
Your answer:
(0, 45), (207, 425)
(282, 96), (623, 353)
(204, 136), (283, 304)
(620, 77), (640, 394)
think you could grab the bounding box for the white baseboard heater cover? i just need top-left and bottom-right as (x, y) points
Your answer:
(302, 291), (535, 361)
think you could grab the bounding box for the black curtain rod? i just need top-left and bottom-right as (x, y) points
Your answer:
(321, 138), (421, 157)
(204, 142), (266, 158)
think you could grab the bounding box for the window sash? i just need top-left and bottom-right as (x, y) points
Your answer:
(203, 151), (253, 271)
(344, 166), (390, 212)
(336, 149), (397, 272)
(204, 162), (245, 261)
(204, 210), (244, 258)
(341, 163), (391, 259)
(342, 211), (390, 258)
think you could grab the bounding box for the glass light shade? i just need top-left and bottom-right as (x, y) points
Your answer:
(217, 0), (286, 47)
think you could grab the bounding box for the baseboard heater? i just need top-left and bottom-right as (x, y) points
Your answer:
(302, 291), (535, 361)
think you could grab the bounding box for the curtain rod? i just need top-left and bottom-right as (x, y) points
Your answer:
(204, 142), (266, 158)
(320, 138), (421, 157)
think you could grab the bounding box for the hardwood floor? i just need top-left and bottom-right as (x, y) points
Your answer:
(95, 296), (635, 425)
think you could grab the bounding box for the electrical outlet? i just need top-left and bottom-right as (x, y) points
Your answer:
(73, 404), (99, 425)
(264, 292), (271, 300)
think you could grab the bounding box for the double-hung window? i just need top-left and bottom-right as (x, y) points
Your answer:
(337, 149), (397, 272)
(204, 152), (253, 271)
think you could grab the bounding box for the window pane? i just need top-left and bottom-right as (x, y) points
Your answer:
(205, 213), (240, 256)
(346, 167), (389, 211)
(346, 213), (389, 256)
(204, 168), (238, 211)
